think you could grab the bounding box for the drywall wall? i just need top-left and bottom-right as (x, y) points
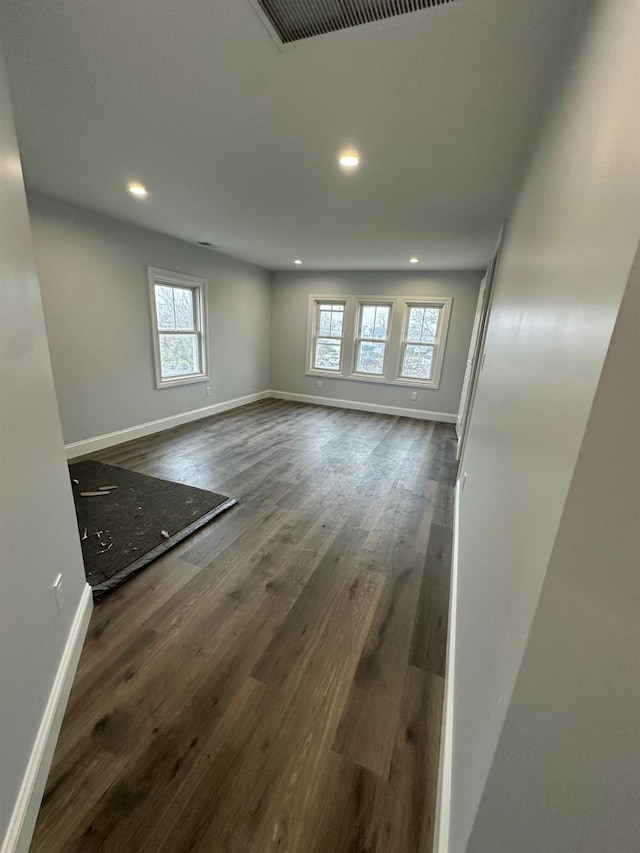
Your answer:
(270, 271), (481, 417)
(0, 49), (89, 850)
(28, 193), (271, 445)
(466, 241), (640, 853)
(448, 0), (640, 849)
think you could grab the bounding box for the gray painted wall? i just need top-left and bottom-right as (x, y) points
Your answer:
(467, 240), (640, 853)
(28, 193), (272, 445)
(271, 271), (481, 417)
(450, 0), (640, 849)
(0, 50), (88, 847)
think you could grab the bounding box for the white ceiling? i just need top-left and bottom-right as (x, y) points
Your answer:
(1, 0), (580, 271)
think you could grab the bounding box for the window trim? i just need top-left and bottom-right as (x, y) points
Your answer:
(148, 267), (209, 389)
(395, 298), (452, 388)
(305, 294), (452, 390)
(307, 298), (347, 375)
(350, 299), (394, 380)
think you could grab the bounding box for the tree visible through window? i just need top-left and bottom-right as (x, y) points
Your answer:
(354, 303), (391, 376)
(148, 268), (208, 388)
(307, 295), (451, 389)
(313, 302), (345, 371)
(400, 305), (441, 380)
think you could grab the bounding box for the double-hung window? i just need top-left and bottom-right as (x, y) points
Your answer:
(311, 301), (345, 372)
(306, 294), (452, 389)
(399, 302), (444, 383)
(353, 302), (392, 377)
(148, 267), (208, 389)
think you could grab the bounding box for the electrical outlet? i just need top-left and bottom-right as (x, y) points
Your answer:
(53, 574), (64, 614)
(206, 386), (212, 397)
(411, 391), (418, 401)
(317, 380), (323, 389)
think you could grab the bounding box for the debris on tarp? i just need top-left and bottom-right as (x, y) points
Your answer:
(161, 530), (170, 539)
(99, 485), (118, 490)
(81, 528), (88, 541)
(73, 478), (79, 484)
(80, 491), (109, 497)
(97, 543), (113, 555)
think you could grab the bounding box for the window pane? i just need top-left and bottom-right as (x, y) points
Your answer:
(173, 287), (195, 330)
(318, 304), (344, 337)
(155, 285), (176, 330)
(407, 306), (440, 343)
(159, 333), (200, 377)
(155, 285), (196, 331)
(319, 309), (332, 334)
(356, 341), (386, 375)
(330, 309), (344, 335)
(401, 344), (434, 380)
(361, 305), (376, 335)
(314, 338), (342, 370)
(359, 305), (390, 340)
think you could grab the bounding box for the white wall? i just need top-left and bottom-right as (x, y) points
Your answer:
(466, 241), (640, 853)
(448, 0), (640, 849)
(28, 193), (272, 445)
(0, 51), (89, 850)
(271, 270), (481, 417)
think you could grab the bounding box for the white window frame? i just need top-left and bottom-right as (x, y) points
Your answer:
(305, 294), (452, 390)
(395, 298), (452, 389)
(148, 267), (209, 389)
(350, 300), (394, 380)
(307, 298), (347, 375)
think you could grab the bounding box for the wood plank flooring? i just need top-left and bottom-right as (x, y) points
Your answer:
(31, 399), (455, 853)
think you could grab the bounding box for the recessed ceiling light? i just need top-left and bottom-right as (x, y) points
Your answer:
(294, 259), (303, 265)
(338, 152), (360, 169)
(128, 182), (147, 197)
(409, 257), (419, 264)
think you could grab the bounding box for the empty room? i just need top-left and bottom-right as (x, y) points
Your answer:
(1, 1), (639, 852)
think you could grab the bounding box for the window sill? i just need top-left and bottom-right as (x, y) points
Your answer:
(156, 373), (209, 390)
(305, 370), (439, 391)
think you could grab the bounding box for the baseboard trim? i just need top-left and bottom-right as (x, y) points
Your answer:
(65, 390), (455, 458)
(433, 478), (460, 853)
(2, 583), (93, 853)
(64, 391), (272, 459)
(269, 390), (457, 423)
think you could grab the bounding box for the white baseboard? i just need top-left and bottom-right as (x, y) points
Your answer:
(65, 390), (454, 459)
(433, 479), (460, 853)
(2, 584), (93, 853)
(65, 390), (271, 459)
(269, 390), (457, 423)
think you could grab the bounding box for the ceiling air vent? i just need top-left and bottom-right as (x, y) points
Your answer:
(253, 0), (456, 44)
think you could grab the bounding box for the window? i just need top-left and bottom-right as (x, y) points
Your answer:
(400, 303), (442, 382)
(306, 294), (452, 389)
(353, 302), (392, 377)
(148, 267), (208, 389)
(311, 301), (345, 372)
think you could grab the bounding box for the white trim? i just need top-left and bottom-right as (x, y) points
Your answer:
(2, 584), (93, 853)
(305, 294), (453, 391)
(433, 478), (461, 853)
(64, 390), (271, 459)
(350, 298), (395, 380)
(147, 267), (209, 390)
(396, 297), (452, 389)
(270, 390), (457, 423)
(307, 296), (348, 376)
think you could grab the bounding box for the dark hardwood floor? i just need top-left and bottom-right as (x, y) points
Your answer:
(31, 399), (456, 853)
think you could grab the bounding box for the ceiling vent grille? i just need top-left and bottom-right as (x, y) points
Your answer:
(254, 0), (456, 44)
